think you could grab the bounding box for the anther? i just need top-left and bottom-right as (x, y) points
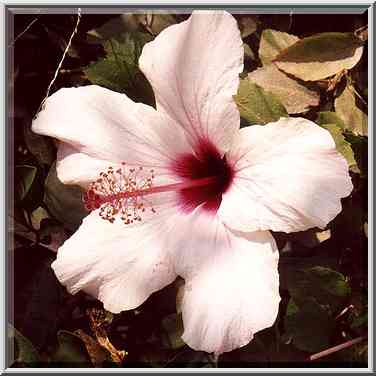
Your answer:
(83, 163), (220, 225)
(83, 163), (156, 225)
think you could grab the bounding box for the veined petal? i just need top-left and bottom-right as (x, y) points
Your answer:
(32, 85), (192, 187)
(171, 209), (280, 355)
(56, 143), (116, 187)
(139, 11), (243, 154)
(52, 206), (178, 313)
(218, 117), (353, 233)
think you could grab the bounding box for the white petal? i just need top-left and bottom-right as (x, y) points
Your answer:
(219, 117), (353, 233)
(52, 207), (178, 313)
(56, 143), (115, 187)
(32, 85), (192, 186)
(171, 209), (280, 355)
(139, 11), (243, 154)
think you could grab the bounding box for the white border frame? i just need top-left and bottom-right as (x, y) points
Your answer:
(1, 0), (373, 373)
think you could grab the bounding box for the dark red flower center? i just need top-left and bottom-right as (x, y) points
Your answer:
(171, 139), (234, 213)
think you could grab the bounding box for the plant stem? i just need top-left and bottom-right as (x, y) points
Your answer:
(309, 336), (365, 361)
(35, 8), (81, 117)
(8, 15), (41, 47)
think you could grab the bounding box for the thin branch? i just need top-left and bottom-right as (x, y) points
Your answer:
(354, 25), (368, 42)
(288, 10), (294, 32)
(349, 83), (368, 107)
(8, 15), (40, 47)
(335, 304), (354, 320)
(34, 8), (81, 118)
(24, 67), (84, 78)
(309, 336), (366, 361)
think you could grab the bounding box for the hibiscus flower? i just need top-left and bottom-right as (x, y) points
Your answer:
(32, 11), (352, 355)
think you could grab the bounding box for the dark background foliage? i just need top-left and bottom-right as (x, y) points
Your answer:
(9, 10), (368, 368)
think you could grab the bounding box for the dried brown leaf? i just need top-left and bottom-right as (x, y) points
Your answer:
(248, 64), (319, 114)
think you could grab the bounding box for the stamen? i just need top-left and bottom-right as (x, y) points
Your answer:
(83, 164), (156, 225)
(83, 163), (218, 225)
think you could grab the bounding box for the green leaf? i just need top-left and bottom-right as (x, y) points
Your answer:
(52, 330), (91, 365)
(234, 79), (288, 125)
(9, 215), (37, 249)
(139, 345), (168, 368)
(87, 13), (177, 42)
(15, 165), (37, 202)
(316, 111), (347, 129)
(161, 313), (185, 350)
(218, 331), (271, 364)
(307, 266), (351, 298)
(351, 64), (368, 100)
(13, 245), (63, 350)
(284, 298), (333, 352)
(237, 15), (258, 38)
(166, 349), (214, 367)
(335, 84), (368, 136)
(243, 43), (255, 62)
(351, 311), (368, 329)
(8, 325), (41, 366)
(287, 266), (351, 313)
(320, 123), (357, 170)
(30, 206), (50, 231)
(39, 218), (68, 252)
(286, 298), (299, 316)
(87, 14), (143, 43)
(137, 12), (178, 36)
(84, 33), (155, 106)
(15, 166), (44, 212)
(44, 162), (87, 231)
(344, 133), (368, 177)
(248, 65), (319, 114)
(330, 187), (366, 255)
(24, 125), (55, 166)
(317, 111), (366, 173)
(275, 32), (364, 81)
(279, 255), (338, 290)
(259, 29), (299, 65)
